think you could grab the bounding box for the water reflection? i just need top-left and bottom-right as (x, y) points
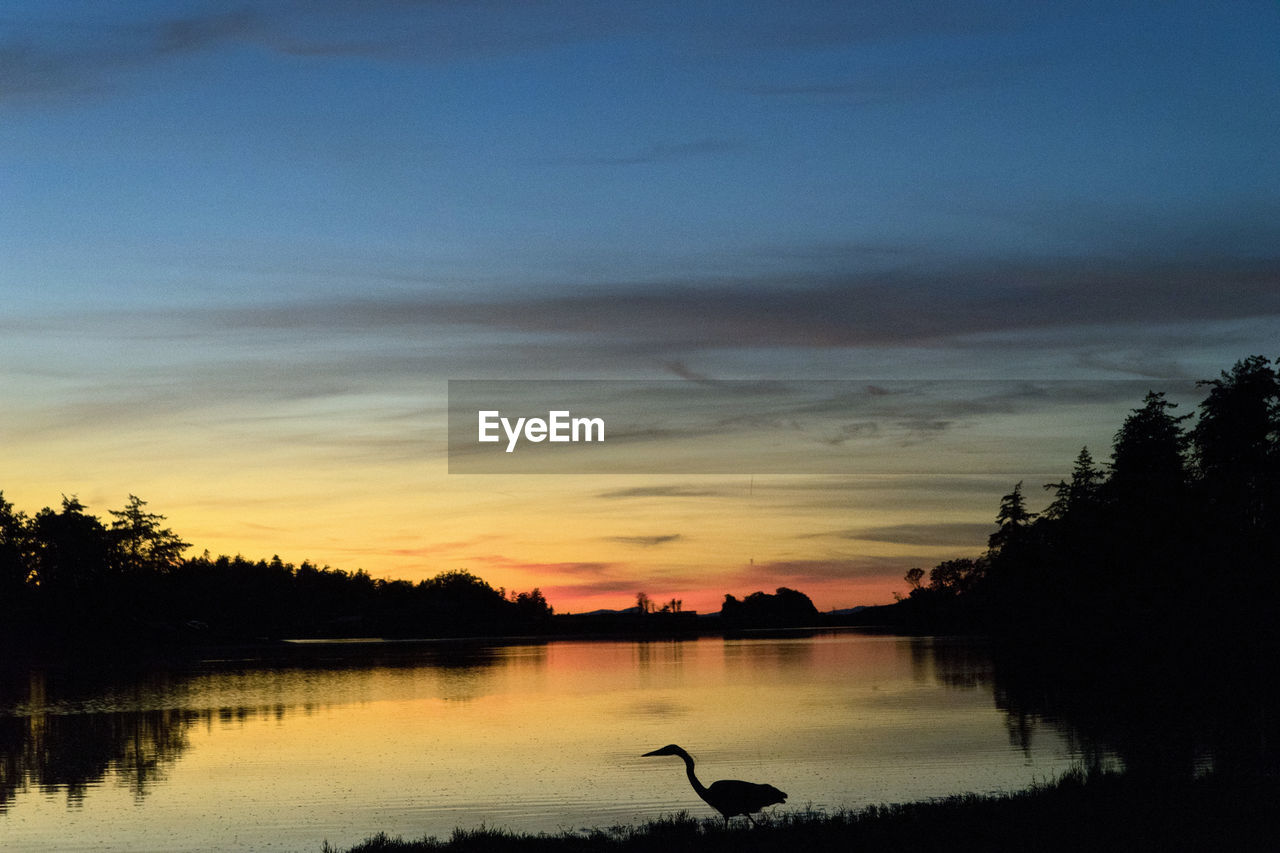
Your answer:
(0, 642), (514, 813)
(909, 636), (995, 691)
(989, 641), (1279, 781)
(724, 636), (815, 672)
(0, 675), (195, 811)
(884, 633), (1275, 784)
(1, 631), (1272, 852)
(632, 639), (684, 671)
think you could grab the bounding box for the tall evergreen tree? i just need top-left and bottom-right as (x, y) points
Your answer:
(1107, 391), (1191, 505)
(108, 495), (190, 575)
(989, 481), (1036, 552)
(1043, 447), (1103, 521)
(1191, 355), (1279, 534)
(0, 492), (32, 610)
(31, 496), (111, 598)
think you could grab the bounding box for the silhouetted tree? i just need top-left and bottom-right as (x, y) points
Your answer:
(0, 492), (32, 619)
(0, 489), (579, 644)
(928, 557), (987, 597)
(108, 495), (190, 575)
(895, 556), (991, 630)
(510, 588), (553, 621)
(888, 357), (1280, 645)
(1106, 391), (1191, 506)
(30, 496), (111, 598)
(1191, 356), (1279, 532)
(720, 587), (818, 628)
(1104, 391), (1195, 608)
(1042, 447), (1103, 522)
(988, 482), (1036, 553)
(1189, 355), (1280, 610)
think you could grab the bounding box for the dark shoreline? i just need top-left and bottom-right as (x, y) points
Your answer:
(0, 621), (895, 669)
(324, 768), (1279, 853)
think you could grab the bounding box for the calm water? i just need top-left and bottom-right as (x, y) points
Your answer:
(0, 632), (1102, 852)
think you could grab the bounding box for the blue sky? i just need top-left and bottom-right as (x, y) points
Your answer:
(2, 1), (1279, 609)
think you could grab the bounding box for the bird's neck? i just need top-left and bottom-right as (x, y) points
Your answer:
(679, 751), (709, 797)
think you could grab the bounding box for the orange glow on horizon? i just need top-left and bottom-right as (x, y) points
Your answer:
(2, 422), (991, 615)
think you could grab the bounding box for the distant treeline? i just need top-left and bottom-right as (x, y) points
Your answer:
(881, 354), (1280, 647)
(588, 586), (823, 635)
(7, 354), (1277, 650)
(0, 493), (552, 647)
(720, 587), (819, 628)
(0, 484), (828, 648)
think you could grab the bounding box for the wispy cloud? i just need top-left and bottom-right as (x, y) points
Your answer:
(737, 44), (1055, 108)
(173, 256), (1280, 353)
(460, 553), (615, 572)
(538, 139), (743, 167)
(0, 10), (260, 99)
(387, 537), (503, 558)
(597, 485), (727, 500)
(842, 522), (996, 548)
(541, 578), (648, 599)
(0, 2), (645, 102)
(606, 534), (683, 547)
(729, 556), (920, 588)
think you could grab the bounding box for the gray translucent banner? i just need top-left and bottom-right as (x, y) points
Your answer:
(446, 379), (1197, 474)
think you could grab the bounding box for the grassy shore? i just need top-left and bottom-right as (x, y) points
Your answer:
(324, 769), (1277, 853)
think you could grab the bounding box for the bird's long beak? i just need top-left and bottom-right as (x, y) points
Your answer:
(642, 748), (663, 756)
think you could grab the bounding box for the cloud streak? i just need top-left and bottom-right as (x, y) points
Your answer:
(596, 485), (727, 500)
(0, 1), (653, 102)
(729, 556), (921, 589)
(538, 139), (743, 167)
(843, 522), (996, 548)
(0, 9), (260, 99)
(178, 256), (1280, 353)
(607, 534), (683, 547)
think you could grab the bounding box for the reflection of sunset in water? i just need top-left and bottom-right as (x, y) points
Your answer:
(0, 634), (1093, 851)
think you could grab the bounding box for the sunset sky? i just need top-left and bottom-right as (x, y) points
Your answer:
(3, 1), (1278, 613)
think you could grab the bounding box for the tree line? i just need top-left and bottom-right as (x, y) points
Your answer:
(895, 355), (1280, 646)
(8, 354), (1275, 649)
(0, 494), (551, 647)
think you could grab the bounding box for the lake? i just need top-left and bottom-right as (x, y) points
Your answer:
(0, 631), (1105, 852)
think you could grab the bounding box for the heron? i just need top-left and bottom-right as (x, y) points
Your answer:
(642, 744), (786, 825)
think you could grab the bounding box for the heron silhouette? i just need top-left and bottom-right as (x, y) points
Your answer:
(642, 744), (786, 825)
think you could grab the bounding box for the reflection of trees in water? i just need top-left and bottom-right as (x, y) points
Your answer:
(908, 637), (1074, 760)
(908, 635), (1278, 781)
(988, 642), (1279, 782)
(0, 642), (509, 811)
(30, 709), (193, 806)
(415, 644), (505, 702)
(908, 636), (995, 691)
(723, 635), (817, 673)
(0, 670), (196, 811)
(914, 638), (1108, 766)
(633, 638), (686, 671)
